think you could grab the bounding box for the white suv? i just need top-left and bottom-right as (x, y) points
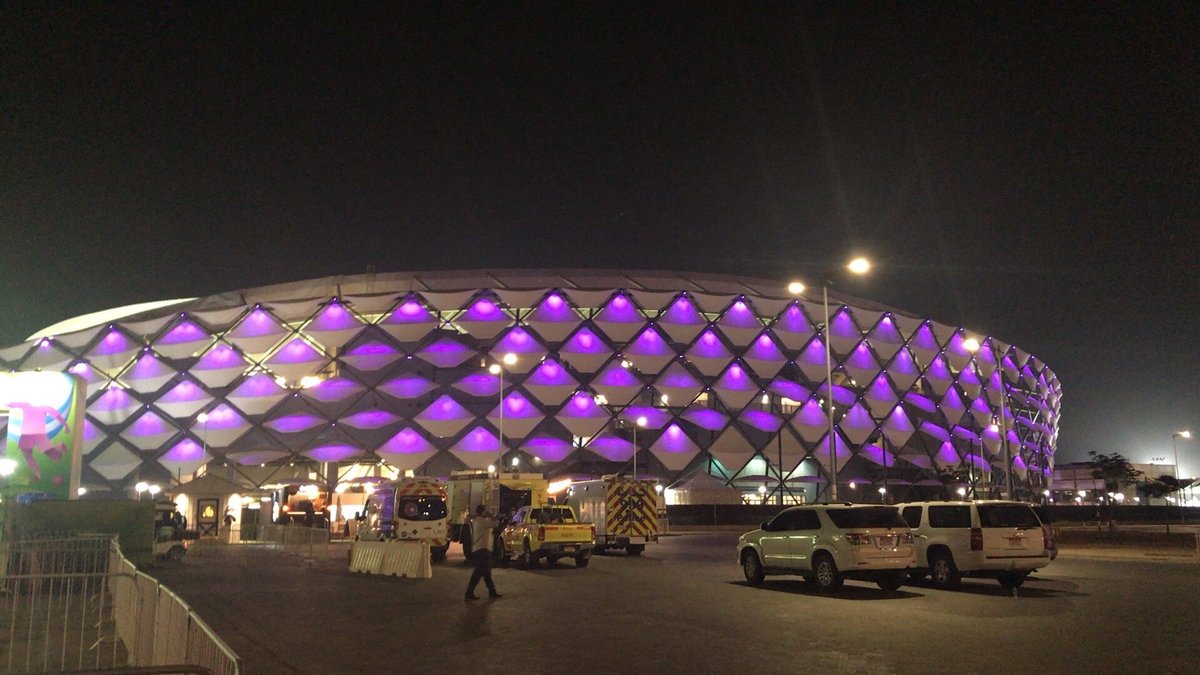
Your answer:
(896, 500), (1051, 590)
(738, 504), (916, 592)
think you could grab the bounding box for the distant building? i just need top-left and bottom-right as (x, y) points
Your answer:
(1, 270), (1061, 508)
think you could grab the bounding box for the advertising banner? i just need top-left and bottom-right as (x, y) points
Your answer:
(1, 372), (86, 500)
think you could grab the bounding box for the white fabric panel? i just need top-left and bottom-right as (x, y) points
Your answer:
(90, 443), (142, 480)
(413, 416), (471, 438)
(153, 337), (214, 360)
(156, 449), (213, 478)
(565, 289), (615, 309)
(522, 382), (578, 405)
(593, 319), (643, 344)
(53, 329), (101, 350)
(752, 297), (792, 319)
(344, 293), (405, 315)
(377, 448), (438, 471)
(658, 319), (706, 344)
(191, 306), (249, 330)
(687, 354), (729, 377)
(526, 320), (578, 343)
(690, 292), (737, 314)
(554, 413), (609, 439)
(629, 291), (679, 312)
(421, 290), (478, 312)
(708, 427), (756, 470)
(484, 412), (541, 439)
(589, 380), (643, 406)
(454, 319), (511, 340)
(123, 315), (175, 339)
(743, 354), (785, 379)
(19, 346), (74, 372)
(201, 423), (252, 448)
(557, 347), (613, 373)
(624, 350), (674, 375)
(891, 314), (924, 341)
(154, 396), (213, 420)
(191, 364), (247, 388)
(494, 288), (551, 308)
(648, 435), (700, 471)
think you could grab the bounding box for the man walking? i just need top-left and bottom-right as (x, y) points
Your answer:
(465, 504), (502, 600)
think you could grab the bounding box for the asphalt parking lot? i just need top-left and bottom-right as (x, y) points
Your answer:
(153, 534), (1200, 675)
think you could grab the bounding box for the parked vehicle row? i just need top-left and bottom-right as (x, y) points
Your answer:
(737, 500), (1053, 593)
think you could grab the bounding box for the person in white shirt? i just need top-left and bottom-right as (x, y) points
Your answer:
(465, 505), (502, 600)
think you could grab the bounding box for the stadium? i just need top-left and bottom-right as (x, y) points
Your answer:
(1, 270), (1060, 509)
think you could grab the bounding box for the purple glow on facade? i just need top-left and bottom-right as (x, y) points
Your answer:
(828, 310), (857, 342)
(456, 373), (499, 397)
(561, 328), (607, 354)
(457, 427), (499, 453)
(130, 412), (170, 436)
(691, 330), (728, 358)
(381, 427), (435, 454)
(658, 423), (691, 452)
(462, 298), (502, 321)
(921, 421), (952, 442)
(798, 338), (826, 367)
(971, 396), (993, 420)
(888, 349), (919, 378)
(661, 296), (703, 325)
(497, 392), (537, 418)
(885, 406), (914, 432)
(417, 338), (472, 364)
(721, 300), (758, 328)
(306, 444), (361, 462)
(869, 316), (903, 344)
(129, 353), (170, 380)
(526, 360), (572, 386)
(164, 439), (205, 462)
(310, 301), (359, 331)
(768, 379), (808, 401)
(741, 410), (783, 432)
(271, 338), (322, 365)
(911, 323), (939, 353)
(622, 406), (669, 427)
(628, 327), (671, 356)
(307, 377), (361, 402)
(204, 404), (244, 429)
(68, 362), (92, 377)
(776, 304), (810, 333)
(682, 408), (727, 431)
(342, 341), (400, 370)
(597, 293), (641, 323)
(926, 355), (951, 382)
(92, 388), (133, 412)
(93, 330), (133, 356)
(815, 383), (856, 406)
(160, 320), (207, 345)
(658, 368), (700, 389)
(866, 374), (894, 401)
(343, 409), (399, 429)
(160, 380), (204, 403)
(795, 399), (826, 426)
(531, 293), (575, 322)
(588, 436), (633, 462)
(423, 395), (471, 421)
(387, 299), (434, 323)
(860, 444), (891, 466)
(563, 392), (600, 416)
(594, 363), (640, 387)
(83, 419), (98, 442)
(847, 343), (875, 371)
(715, 363), (752, 390)
(266, 414), (325, 433)
(904, 392), (937, 413)
(379, 376), (437, 399)
(841, 404), (873, 430)
(952, 426), (980, 443)
(522, 436), (573, 462)
(195, 345), (242, 370)
(234, 308), (280, 337)
(231, 374), (281, 399)
(746, 334), (783, 361)
(494, 327), (538, 354)
(958, 365), (981, 389)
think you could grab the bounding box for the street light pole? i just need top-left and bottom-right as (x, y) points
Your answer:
(822, 283), (838, 502)
(632, 416), (647, 481)
(488, 353), (517, 473)
(1173, 430), (1191, 510)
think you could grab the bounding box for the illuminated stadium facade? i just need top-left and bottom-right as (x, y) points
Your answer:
(1, 270), (1060, 503)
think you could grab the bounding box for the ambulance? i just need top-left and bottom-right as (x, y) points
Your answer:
(356, 477), (450, 560)
(565, 475), (663, 555)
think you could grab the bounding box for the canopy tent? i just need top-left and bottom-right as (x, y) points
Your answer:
(669, 471), (743, 505)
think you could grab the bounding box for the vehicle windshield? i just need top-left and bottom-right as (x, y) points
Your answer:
(826, 507), (908, 529)
(530, 507), (575, 524)
(397, 496), (447, 521)
(977, 504), (1041, 528)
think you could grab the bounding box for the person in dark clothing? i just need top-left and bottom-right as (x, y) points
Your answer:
(465, 505), (502, 600)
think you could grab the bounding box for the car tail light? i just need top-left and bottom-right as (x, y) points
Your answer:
(537, 526), (545, 541)
(897, 532), (913, 544)
(970, 527), (983, 550)
(1042, 526), (1050, 551)
(846, 533), (872, 545)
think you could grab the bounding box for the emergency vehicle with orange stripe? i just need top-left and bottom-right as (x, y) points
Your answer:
(355, 476), (451, 561)
(566, 475), (664, 555)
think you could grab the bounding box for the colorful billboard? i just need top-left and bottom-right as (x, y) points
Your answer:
(1, 372), (85, 499)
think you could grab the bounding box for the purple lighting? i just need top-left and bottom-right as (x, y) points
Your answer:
(305, 444), (361, 462)
(456, 373), (500, 397)
(160, 380), (204, 403)
(129, 353), (169, 380)
(628, 327), (671, 356)
(562, 328), (607, 354)
(159, 320), (207, 345)
(234, 308), (280, 337)
(456, 427), (499, 453)
(203, 404), (244, 430)
(658, 423), (691, 452)
(231, 374), (281, 399)
(522, 436), (573, 462)
(721, 300), (758, 328)
(747, 334), (783, 361)
(93, 330), (132, 356)
(386, 299), (434, 324)
(92, 388), (133, 412)
(494, 327), (539, 354)
(310, 301), (360, 331)
(662, 296), (703, 325)
(271, 338), (322, 365)
(741, 410), (783, 432)
(379, 375), (437, 399)
(422, 395), (471, 421)
(307, 377), (362, 402)
(381, 427), (435, 454)
(164, 439), (205, 462)
(343, 409), (398, 429)
(462, 298), (502, 321)
(129, 412), (169, 436)
(526, 360), (572, 386)
(562, 392), (600, 416)
(531, 293), (575, 322)
(195, 345), (243, 370)
(597, 293), (641, 323)
(691, 330), (729, 358)
(589, 435), (633, 462)
(266, 414), (325, 433)
(683, 408), (727, 431)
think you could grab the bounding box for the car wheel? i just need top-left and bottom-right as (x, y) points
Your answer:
(929, 551), (961, 589)
(876, 572), (903, 591)
(627, 544), (645, 556)
(741, 549), (765, 586)
(521, 541), (537, 568)
(812, 553), (843, 592)
(997, 571), (1027, 589)
(575, 554), (590, 568)
(593, 545), (607, 555)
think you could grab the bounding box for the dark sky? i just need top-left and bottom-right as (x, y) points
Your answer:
(2, 3), (1197, 466)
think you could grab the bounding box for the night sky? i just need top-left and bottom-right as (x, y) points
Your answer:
(3, 3), (1197, 467)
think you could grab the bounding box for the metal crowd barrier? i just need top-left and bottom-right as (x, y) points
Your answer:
(0, 536), (242, 675)
(231, 523), (340, 562)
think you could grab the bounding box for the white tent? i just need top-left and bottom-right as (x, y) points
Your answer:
(669, 471), (742, 505)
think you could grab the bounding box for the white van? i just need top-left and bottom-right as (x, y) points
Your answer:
(896, 500), (1051, 589)
(356, 477), (450, 560)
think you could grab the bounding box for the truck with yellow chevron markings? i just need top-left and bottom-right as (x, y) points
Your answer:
(565, 475), (663, 555)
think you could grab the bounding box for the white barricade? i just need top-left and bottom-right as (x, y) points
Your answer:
(349, 540), (432, 578)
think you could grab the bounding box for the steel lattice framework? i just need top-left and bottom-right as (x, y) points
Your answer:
(0, 270), (1060, 501)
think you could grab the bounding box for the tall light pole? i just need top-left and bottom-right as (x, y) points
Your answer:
(632, 416), (647, 481)
(789, 256), (870, 502)
(963, 336), (1012, 500)
(488, 353), (517, 473)
(1173, 430), (1191, 508)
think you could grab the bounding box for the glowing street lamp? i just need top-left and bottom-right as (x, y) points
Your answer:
(1172, 430), (1191, 511)
(488, 353), (518, 471)
(135, 481), (149, 501)
(632, 415), (648, 481)
(789, 257), (871, 502)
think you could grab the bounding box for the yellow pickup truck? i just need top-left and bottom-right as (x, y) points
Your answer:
(497, 504), (595, 568)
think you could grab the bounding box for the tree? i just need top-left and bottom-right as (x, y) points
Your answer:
(1088, 452), (1142, 493)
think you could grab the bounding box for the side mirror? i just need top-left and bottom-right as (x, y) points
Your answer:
(760, 521), (771, 531)
(355, 512), (366, 522)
